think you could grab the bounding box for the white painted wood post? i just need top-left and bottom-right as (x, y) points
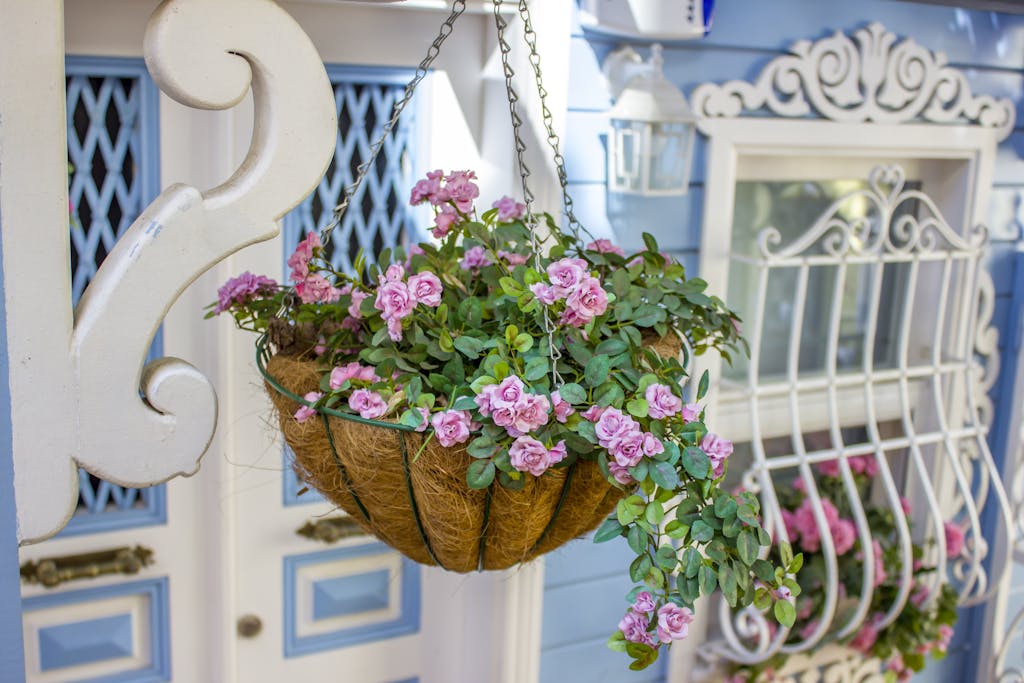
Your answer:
(0, 0), (338, 543)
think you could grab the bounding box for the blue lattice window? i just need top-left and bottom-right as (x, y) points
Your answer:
(283, 66), (419, 506)
(63, 56), (165, 534)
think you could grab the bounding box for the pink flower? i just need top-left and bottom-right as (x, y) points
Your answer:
(509, 436), (554, 476)
(294, 391), (322, 423)
(643, 433), (664, 456)
(645, 383), (682, 420)
(608, 461), (636, 485)
(791, 497), (840, 553)
(633, 592), (656, 614)
(546, 258), (588, 297)
(529, 282), (557, 305)
(386, 316), (404, 342)
(936, 624), (954, 652)
(618, 610), (651, 644)
(493, 196), (526, 222)
(348, 290), (369, 319)
(408, 271), (443, 307)
(595, 408), (637, 447)
(314, 336), (328, 356)
(911, 585), (930, 607)
(412, 407), (430, 433)
(551, 391), (575, 423)
(781, 508), (801, 542)
(563, 277), (609, 324)
(433, 204), (459, 238)
(656, 604), (693, 643)
(375, 281), (415, 320)
(474, 384), (498, 417)
(849, 455), (878, 477)
(548, 440), (567, 467)
(581, 405), (607, 422)
(701, 433), (733, 478)
(431, 410), (473, 447)
(492, 376), (526, 409)
(899, 497), (912, 515)
(296, 274), (342, 304)
(445, 170), (479, 213)
(381, 264), (406, 284)
(410, 169), (443, 205)
(945, 521), (965, 557)
(609, 430), (646, 467)
(871, 539), (887, 586)
(831, 518), (856, 556)
(513, 394), (551, 434)
(348, 389), (387, 420)
(330, 362), (365, 388)
(586, 238), (625, 256)
(817, 458), (841, 478)
(287, 231), (321, 280)
(460, 245), (490, 271)
(849, 622), (879, 654)
(498, 250), (529, 266)
(681, 403), (700, 423)
(214, 272), (278, 313)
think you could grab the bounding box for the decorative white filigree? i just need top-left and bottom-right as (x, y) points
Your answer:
(691, 22), (1015, 140)
(10, 0), (337, 543)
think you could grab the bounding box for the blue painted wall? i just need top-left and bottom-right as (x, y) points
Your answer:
(543, 2), (1024, 682)
(0, 208), (27, 680)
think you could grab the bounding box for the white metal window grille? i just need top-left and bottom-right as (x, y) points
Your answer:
(64, 57), (164, 534)
(282, 67), (417, 506)
(707, 165), (1012, 669)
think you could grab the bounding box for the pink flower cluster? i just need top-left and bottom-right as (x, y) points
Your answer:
(529, 257), (609, 328)
(349, 389), (387, 419)
(492, 196), (526, 222)
(848, 612), (885, 654)
(373, 264), (443, 342)
(329, 362), (381, 388)
(701, 433), (733, 478)
(460, 246), (490, 271)
(410, 170), (480, 238)
(944, 521), (965, 557)
(431, 409), (475, 447)
(294, 391), (323, 424)
(585, 407), (663, 484)
(817, 455), (879, 478)
(214, 271), (278, 314)
(586, 238), (625, 256)
(782, 497), (857, 555)
(288, 232), (342, 304)
(475, 376), (551, 438)
(509, 436), (566, 476)
(618, 593), (693, 647)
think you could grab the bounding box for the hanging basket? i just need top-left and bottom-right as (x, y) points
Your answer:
(260, 341), (630, 572)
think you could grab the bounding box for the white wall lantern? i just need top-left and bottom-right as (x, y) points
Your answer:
(580, 0), (714, 40)
(605, 44), (696, 197)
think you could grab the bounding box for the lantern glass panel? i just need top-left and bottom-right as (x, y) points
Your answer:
(647, 122), (692, 193)
(610, 119), (645, 193)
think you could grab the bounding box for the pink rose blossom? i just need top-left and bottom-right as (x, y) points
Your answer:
(551, 391), (575, 423)
(433, 204), (459, 238)
(287, 231), (321, 280)
(563, 277), (609, 324)
(330, 362), (371, 389)
(474, 384), (498, 417)
(314, 336), (328, 356)
(492, 196), (526, 222)
(296, 274), (342, 304)
(945, 521), (965, 557)
(791, 497), (840, 553)
(645, 383), (682, 420)
(492, 376), (527, 408)
(849, 455), (879, 477)
(831, 518), (857, 556)
(509, 436), (553, 476)
(595, 408), (637, 447)
(609, 430), (646, 467)
(548, 440), (567, 467)
(410, 169), (443, 205)
(374, 281), (415, 320)
(215, 272), (278, 313)
(381, 264), (406, 284)
(431, 410), (473, 447)
(581, 405), (607, 422)
(871, 539), (887, 586)
(348, 289), (369, 319)
(546, 258), (588, 297)
(294, 391), (322, 423)
(445, 170), (479, 213)
(530, 282), (557, 305)
(656, 603), (693, 643)
(498, 250), (529, 266)
(586, 238), (625, 256)
(386, 316), (404, 342)
(408, 271), (443, 307)
(348, 389), (387, 420)
(642, 433), (664, 456)
(701, 433), (733, 478)
(633, 592), (656, 614)
(512, 394), (551, 434)
(681, 403), (700, 423)
(849, 621), (879, 654)
(608, 461), (636, 485)
(817, 458), (841, 478)
(618, 610), (650, 644)
(460, 245), (490, 271)
(412, 407), (430, 433)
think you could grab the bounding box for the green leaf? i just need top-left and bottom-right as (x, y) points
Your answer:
(466, 460), (495, 489)
(690, 520), (714, 543)
(399, 409), (424, 429)
(629, 554), (653, 583)
(698, 564), (717, 595)
(558, 382), (587, 404)
(696, 370), (710, 400)
(773, 599), (796, 628)
(714, 495), (738, 519)
(504, 325), (519, 346)
(752, 559), (776, 584)
(788, 553), (804, 574)
(655, 545), (678, 571)
(451, 395), (477, 411)
(596, 339), (629, 356)
(681, 447), (710, 480)
(779, 541), (794, 567)
(627, 525), (646, 555)
(593, 382), (625, 407)
(594, 517), (624, 543)
(513, 333), (534, 353)
(736, 504), (760, 526)
(644, 502), (665, 525)
(607, 631), (628, 652)
(584, 355), (611, 387)
(737, 530), (759, 565)
(648, 461), (679, 490)
(467, 437), (496, 459)
(524, 356), (549, 381)
(500, 276), (524, 296)
(453, 335), (484, 359)
(720, 566), (738, 606)
(626, 398), (649, 418)
(682, 547), (701, 578)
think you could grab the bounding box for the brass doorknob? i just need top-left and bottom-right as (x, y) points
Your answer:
(237, 614), (263, 638)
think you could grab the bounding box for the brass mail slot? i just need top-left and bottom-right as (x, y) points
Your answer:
(20, 545), (154, 588)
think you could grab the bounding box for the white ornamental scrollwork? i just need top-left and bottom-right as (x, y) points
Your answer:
(691, 22), (1015, 140)
(11, 0), (337, 543)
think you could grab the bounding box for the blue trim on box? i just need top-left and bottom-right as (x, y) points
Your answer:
(312, 569), (391, 621)
(22, 577), (171, 683)
(38, 614), (134, 672)
(0, 168), (27, 682)
(283, 543), (420, 658)
(61, 55), (166, 536)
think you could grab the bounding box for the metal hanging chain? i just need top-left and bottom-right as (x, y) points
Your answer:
(492, 0), (563, 386)
(512, 0), (595, 244)
(324, 0), (468, 246)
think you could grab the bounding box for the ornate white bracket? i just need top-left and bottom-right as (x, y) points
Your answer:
(0, 0), (337, 543)
(691, 22), (1015, 140)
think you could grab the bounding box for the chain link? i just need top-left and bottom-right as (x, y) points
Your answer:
(323, 0), (468, 246)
